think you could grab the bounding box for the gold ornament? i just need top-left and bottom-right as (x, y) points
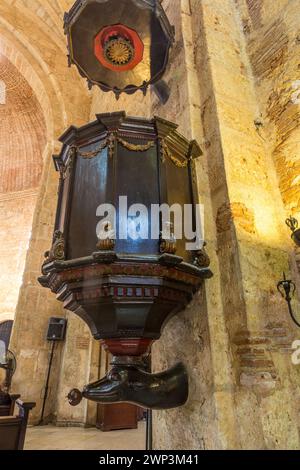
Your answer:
(43, 231), (65, 265)
(105, 39), (134, 66)
(117, 137), (155, 152)
(77, 140), (108, 159)
(161, 140), (189, 168)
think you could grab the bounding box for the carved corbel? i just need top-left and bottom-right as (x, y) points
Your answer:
(192, 242), (211, 268)
(43, 231), (65, 265)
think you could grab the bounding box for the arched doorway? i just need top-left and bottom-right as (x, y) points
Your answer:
(0, 320), (13, 351)
(0, 53), (47, 322)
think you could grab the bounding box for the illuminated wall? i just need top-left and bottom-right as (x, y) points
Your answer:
(0, 54), (46, 322)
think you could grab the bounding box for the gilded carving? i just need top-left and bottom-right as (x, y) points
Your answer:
(108, 133), (116, 159)
(96, 221), (115, 251)
(160, 239), (177, 255)
(77, 139), (108, 159)
(52, 232), (65, 260)
(61, 147), (75, 180)
(161, 140), (189, 168)
(43, 231), (65, 265)
(68, 124), (197, 170)
(193, 243), (210, 268)
(117, 137), (155, 152)
(105, 38), (134, 66)
(97, 238), (115, 251)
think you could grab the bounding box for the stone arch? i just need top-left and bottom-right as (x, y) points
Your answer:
(0, 29), (62, 144)
(7, 1), (66, 54)
(0, 7), (70, 356)
(0, 8), (90, 135)
(0, 53), (47, 192)
(0, 314), (14, 323)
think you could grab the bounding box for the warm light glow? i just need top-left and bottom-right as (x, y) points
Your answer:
(252, 198), (283, 246)
(291, 175), (300, 187)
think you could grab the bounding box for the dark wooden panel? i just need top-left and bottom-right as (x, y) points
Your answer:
(165, 160), (193, 262)
(0, 405), (11, 417)
(0, 418), (21, 450)
(57, 170), (72, 234)
(97, 403), (138, 432)
(68, 146), (112, 259)
(115, 144), (160, 255)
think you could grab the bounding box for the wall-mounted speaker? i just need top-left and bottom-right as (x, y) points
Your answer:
(46, 317), (67, 342)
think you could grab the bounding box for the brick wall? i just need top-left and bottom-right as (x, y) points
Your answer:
(0, 54), (46, 322)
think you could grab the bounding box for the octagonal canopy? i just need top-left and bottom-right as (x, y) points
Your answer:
(64, 0), (175, 98)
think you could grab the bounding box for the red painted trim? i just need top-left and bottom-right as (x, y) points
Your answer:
(101, 338), (153, 356)
(94, 24), (144, 72)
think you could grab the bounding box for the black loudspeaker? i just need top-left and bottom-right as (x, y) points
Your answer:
(39, 317), (68, 424)
(46, 317), (67, 342)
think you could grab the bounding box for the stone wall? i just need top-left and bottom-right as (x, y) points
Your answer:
(0, 190), (37, 321)
(237, 0), (300, 218)
(150, 0), (221, 449)
(0, 52), (46, 323)
(151, 0), (300, 449)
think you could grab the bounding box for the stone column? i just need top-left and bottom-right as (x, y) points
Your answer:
(152, 0), (300, 450)
(196, 0), (299, 449)
(151, 0), (237, 450)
